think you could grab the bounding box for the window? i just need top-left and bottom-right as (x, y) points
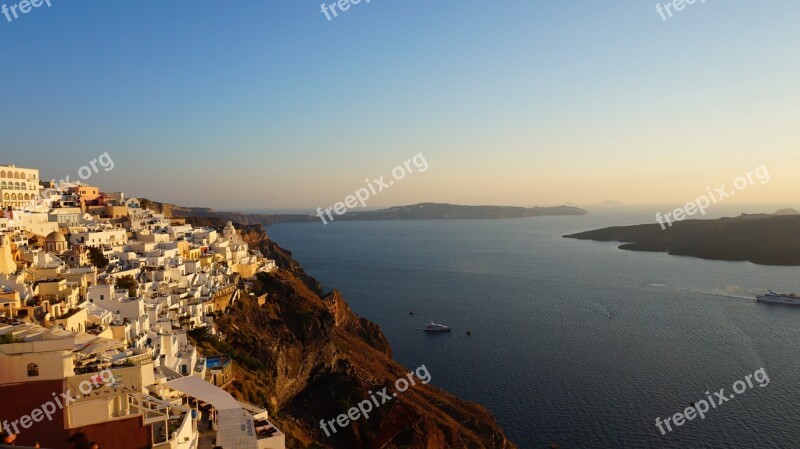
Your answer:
(27, 363), (39, 377)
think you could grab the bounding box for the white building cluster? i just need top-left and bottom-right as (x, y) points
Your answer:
(0, 164), (282, 449)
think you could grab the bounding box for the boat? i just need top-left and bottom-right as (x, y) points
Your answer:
(424, 321), (452, 332)
(756, 290), (800, 305)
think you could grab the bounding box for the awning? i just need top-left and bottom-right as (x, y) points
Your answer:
(163, 376), (258, 449)
(76, 338), (126, 355)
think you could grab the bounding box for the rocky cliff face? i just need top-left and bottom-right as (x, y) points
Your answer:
(139, 199), (312, 225)
(201, 227), (516, 449)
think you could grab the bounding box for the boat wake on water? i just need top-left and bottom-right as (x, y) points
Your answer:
(645, 283), (756, 301)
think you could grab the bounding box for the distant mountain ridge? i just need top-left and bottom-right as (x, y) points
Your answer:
(341, 203), (587, 220)
(140, 200), (587, 224)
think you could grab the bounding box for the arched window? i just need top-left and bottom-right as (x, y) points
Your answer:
(27, 363), (39, 377)
(0, 171), (5, 178)
(13, 172), (18, 179)
(1, 181), (5, 188)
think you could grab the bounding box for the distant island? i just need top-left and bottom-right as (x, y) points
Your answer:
(337, 203), (587, 221)
(141, 200), (587, 225)
(564, 210), (800, 266)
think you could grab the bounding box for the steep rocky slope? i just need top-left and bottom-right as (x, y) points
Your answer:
(190, 221), (516, 448)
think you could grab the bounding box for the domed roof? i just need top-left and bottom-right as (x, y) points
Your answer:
(45, 231), (67, 243)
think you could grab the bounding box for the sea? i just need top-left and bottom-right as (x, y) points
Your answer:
(263, 206), (800, 448)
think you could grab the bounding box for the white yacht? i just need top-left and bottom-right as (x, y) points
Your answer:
(424, 321), (452, 332)
(756, 290), (800, 305)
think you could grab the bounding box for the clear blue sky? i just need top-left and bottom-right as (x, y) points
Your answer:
(2, 1), (799, 210)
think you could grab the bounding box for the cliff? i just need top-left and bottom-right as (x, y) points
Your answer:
(138, 199), (311, 225)
(191, 224), (517, 449)
(564, 212), (800, 266)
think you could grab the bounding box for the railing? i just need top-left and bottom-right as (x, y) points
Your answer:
(114, 352), (152, 366)
(238, 399), (268, 415)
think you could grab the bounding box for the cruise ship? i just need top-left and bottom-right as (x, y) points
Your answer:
(756, 290), (800, 305)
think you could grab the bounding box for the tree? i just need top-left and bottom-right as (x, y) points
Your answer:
(116, 275), (138, 297)
(0, 334), (22, 344)
(87, 247), (109, 269)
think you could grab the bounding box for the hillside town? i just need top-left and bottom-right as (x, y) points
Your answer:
(0, 164), (284, 449)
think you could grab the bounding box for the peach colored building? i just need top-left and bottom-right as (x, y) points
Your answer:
(0, 165), (39, 209)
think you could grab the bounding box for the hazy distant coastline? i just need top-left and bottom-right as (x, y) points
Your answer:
(142, 200), (587, 225)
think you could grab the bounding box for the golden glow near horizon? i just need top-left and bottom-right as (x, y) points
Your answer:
(3, 2), (800, 210)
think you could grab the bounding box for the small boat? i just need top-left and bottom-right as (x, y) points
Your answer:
(756, 290), (800, 305)
(424, 321), (452, 332)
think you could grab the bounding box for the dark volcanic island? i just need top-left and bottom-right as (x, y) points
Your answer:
(564, 211), (800, 266)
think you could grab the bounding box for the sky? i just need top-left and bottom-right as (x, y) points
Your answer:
(1, 0), (799, 211)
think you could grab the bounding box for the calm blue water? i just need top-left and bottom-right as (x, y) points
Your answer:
(266, 210), (800, 448)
